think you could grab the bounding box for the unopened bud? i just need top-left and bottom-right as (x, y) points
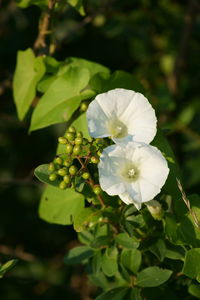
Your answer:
(146, 200), (163, 220)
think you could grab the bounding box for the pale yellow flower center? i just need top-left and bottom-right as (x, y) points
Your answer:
(121, 164), (139, 182)
(107, 119), (128, 139)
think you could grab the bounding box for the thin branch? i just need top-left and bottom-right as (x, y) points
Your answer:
(33, 0), (57, 53)
(0, 245), (37, 262)
(176, 178), (200, 230)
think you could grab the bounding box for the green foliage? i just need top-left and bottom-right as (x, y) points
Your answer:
(182, 248), (200, 282)
(13, 48), (45, 120)
(39, 185), (84, 225)
(115, 233), (139, 249)
(64, 246), (94, 265)
(120, 249), (141, 274)
(67, 0), (85, 16)
(136, 267), (172, 287)
(0, 260), (18, 278)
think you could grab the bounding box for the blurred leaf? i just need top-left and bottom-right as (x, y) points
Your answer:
(16, 0), (48, 8)
(13, 48), (45, 120)
(115, 233), (139, 249)
(89, 271), (109, 289)
(0, 260), (18, 278)
(136, 267), (172, 287)
(64, 246), (94, 265)
(67, 0), (85, 16)
(182, 248), (200, 281)
(91, 251), (102, 273)
(39, 185), (84, 225)
(188, 284), (200, 299)
(95, 287), (129, 300)
(120, 249), (141, 273)
(90, 236), (111, 249)
(78, 230), (94, 245)
(30, 67), (94, 132)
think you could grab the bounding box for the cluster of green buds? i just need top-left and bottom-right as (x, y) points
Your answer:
(47, 126), (103, 195)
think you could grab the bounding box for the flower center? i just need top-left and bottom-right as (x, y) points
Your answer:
(107, 119), (128, 139)
(121, 164), (139, 182)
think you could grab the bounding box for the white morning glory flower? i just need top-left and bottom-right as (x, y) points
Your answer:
(86, 88), (157, 144)
(98, 141), (169, 209)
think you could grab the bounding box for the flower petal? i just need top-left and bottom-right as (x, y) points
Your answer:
(87, 88), (157, 144)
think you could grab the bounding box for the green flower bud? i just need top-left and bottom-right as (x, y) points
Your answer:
(66, 132), (75, 141)
(91, 156), (99, 164)
(63, 159), (72, 167)
(76, 131), (83, 138)
(48, 162), (55, 172)
(66, 144), (73, 154)
(54, 157), (63, 165)
(146, 200), (163, 220)
(58, 137), (68, 144)
(63, 175), (71, 184)
(59, 181), (67, 190)
(73, 145), (81, 155)
(69, 165), (78, 176)
(68, 126), (76, 133)
(80, 102), (88, 112)
(93, 185), (101, 195)
(49, 173), (57, 181)
(58, 168), (68, 176)
(75, 137), (83, 145)
(82, 172), (90, 180)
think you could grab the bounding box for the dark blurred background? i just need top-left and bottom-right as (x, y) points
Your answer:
(0, 0), (200, 299)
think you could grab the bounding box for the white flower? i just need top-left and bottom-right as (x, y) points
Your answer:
(98, 141), (169, 209)
(86, 88), (157, 144)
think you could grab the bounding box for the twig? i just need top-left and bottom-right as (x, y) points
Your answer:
(176, 178), (200, 230)
(33, 0), (57, 53)
(0, 245), (37, 262)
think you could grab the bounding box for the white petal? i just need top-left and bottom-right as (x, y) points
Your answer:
(119, 192), (142, 210)
(87, 88), (157, 143)
(86, 100), (110, 138)
(95, 88), (135, 119)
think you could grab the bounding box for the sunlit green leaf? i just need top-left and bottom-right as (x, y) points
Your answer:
(136, 267), (172, 287)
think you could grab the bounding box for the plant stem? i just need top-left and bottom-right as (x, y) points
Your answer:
(34, 0), (57, 54)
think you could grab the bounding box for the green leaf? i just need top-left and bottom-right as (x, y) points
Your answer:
(65, 57), (110, 77)
(89, 271), (109, 290)
(16, 0), (48, 8)
(64, 246), (94, 265)
(149, 239), (166, 262)
(13, 48), (45, 120)
(90, 70), (145, 94)
(115, 233), (139, 249)
(73, 207), (101, 232)
(136, 267), (172, 287)
(120, 249), (141, 274)
(95, 287), (129, 300)
(129, 288), (142, 300)
(39, 185), (84, 225)
(101, 248), (118, 277)
(188, 284), (200, 299)
(71, 113), (91, 140)
(78, 230), (94, 245)
(0, 259), (18, 278)
(165, 243), (185, 260)
(182, 248), (200, 281)
(151, 130), (182, 201)
(67, 0), (85, 16)
(90, 236), (111, 249)
(30, 67), (94, 132)
(34, 164), (59, 187)
(91, 251), (102, 273)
